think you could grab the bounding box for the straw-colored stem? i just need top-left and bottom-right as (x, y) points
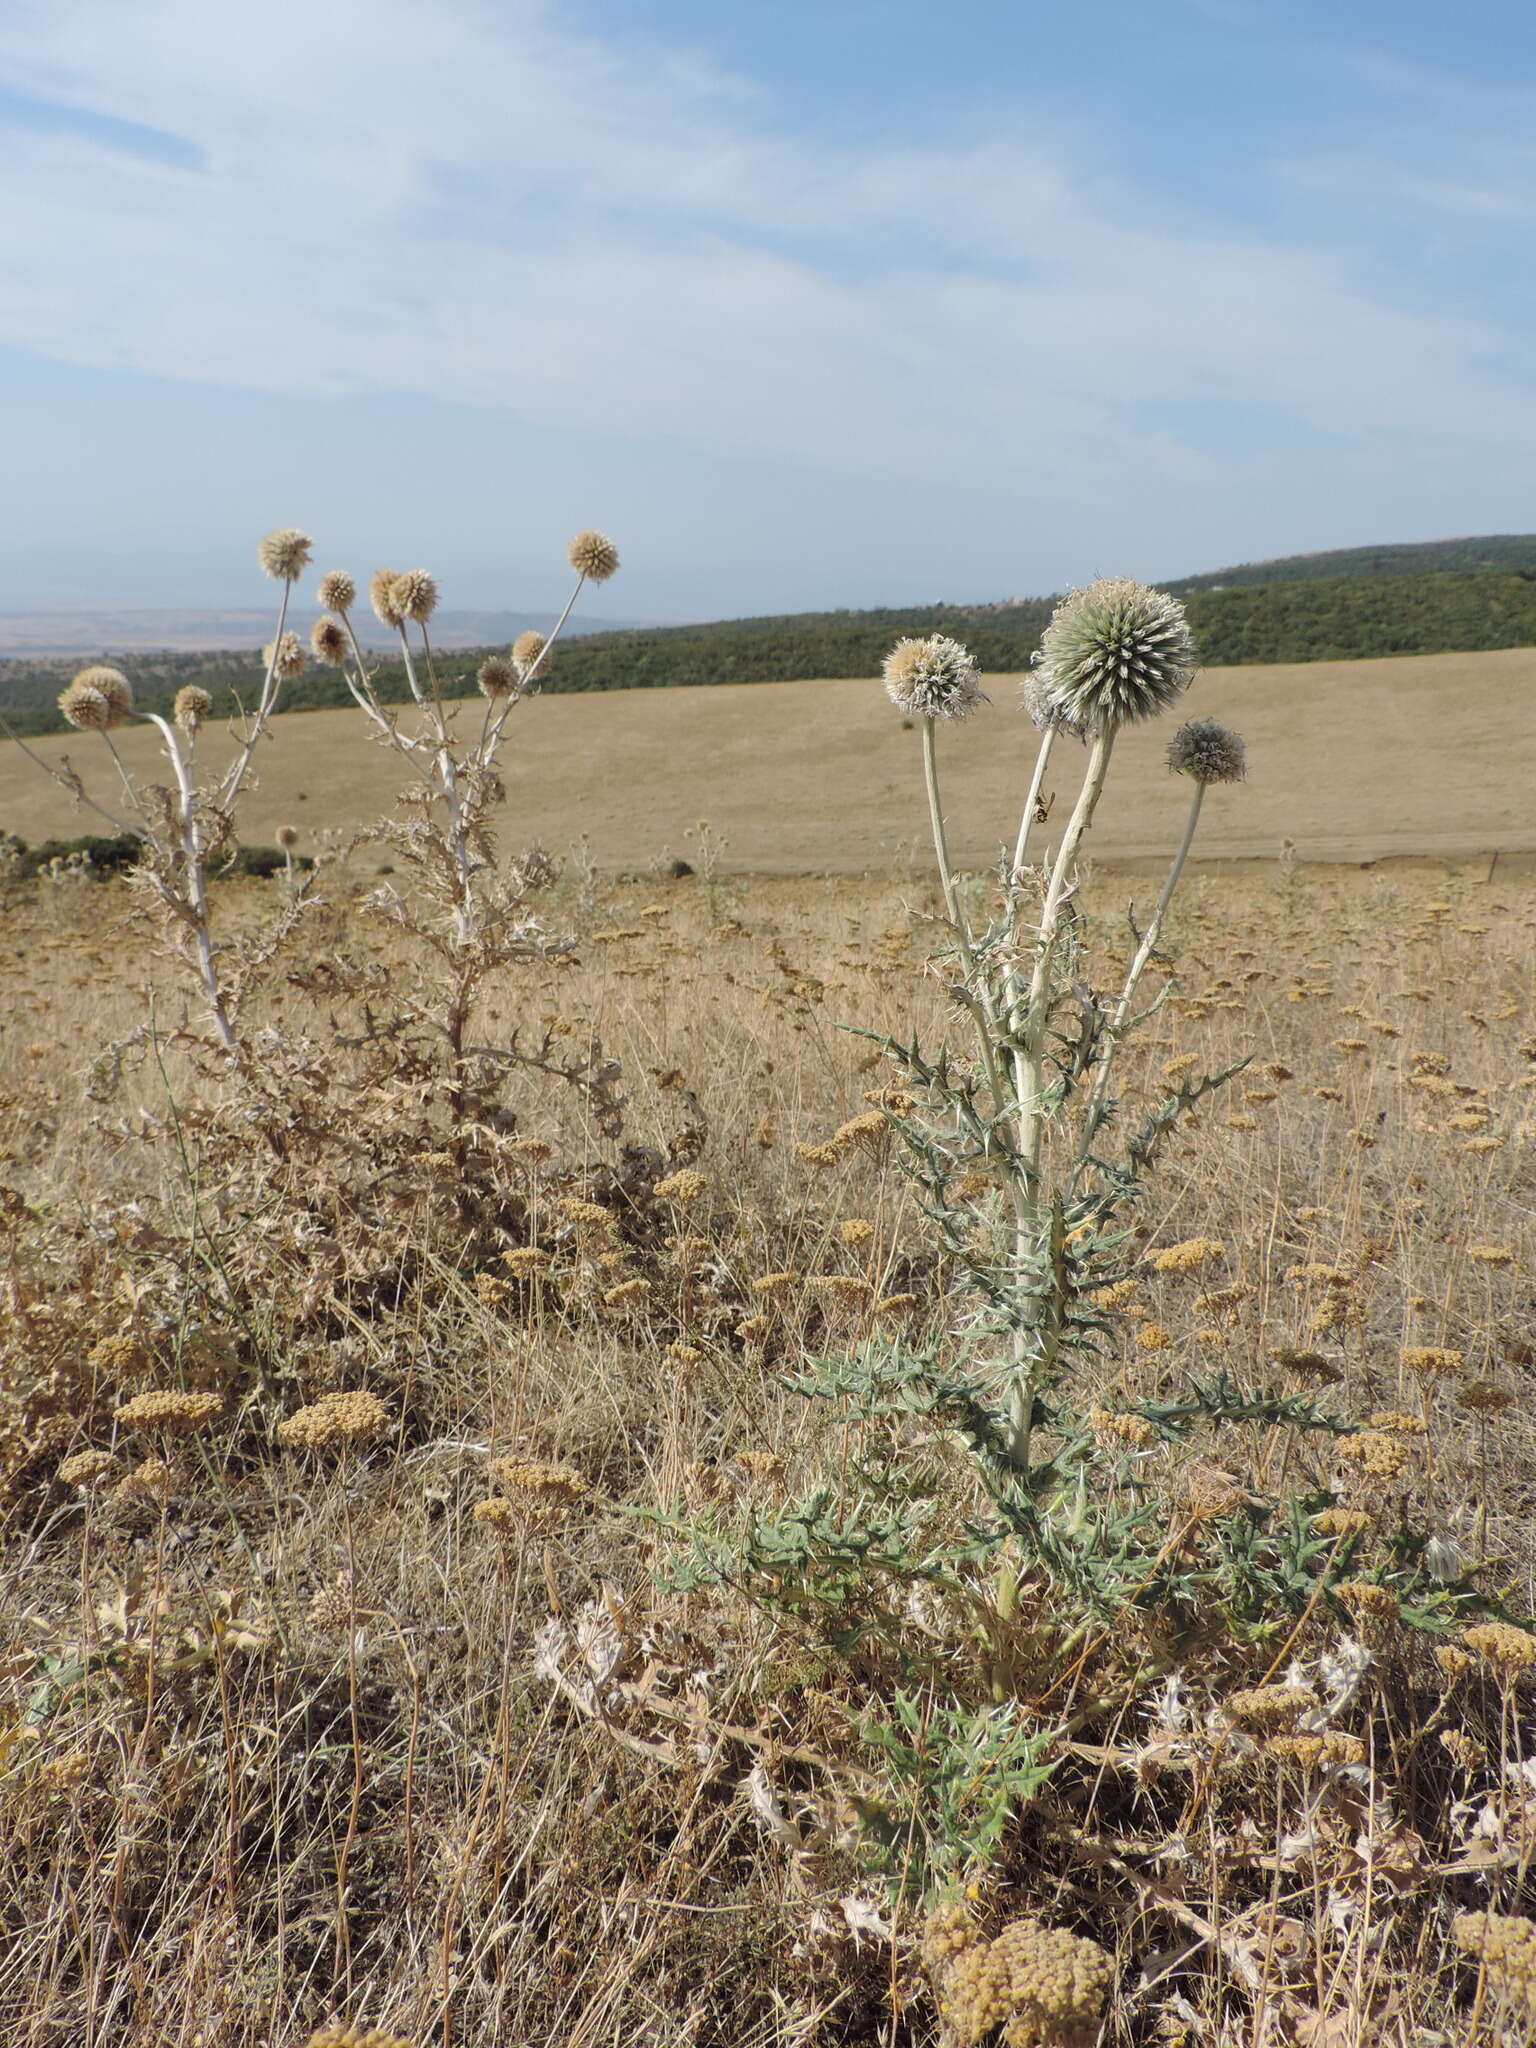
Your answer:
(218, 580), (292, 811)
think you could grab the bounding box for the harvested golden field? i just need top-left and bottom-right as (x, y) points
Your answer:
(5, 642), (1536, 869)
(2, 840), (1535, 2046)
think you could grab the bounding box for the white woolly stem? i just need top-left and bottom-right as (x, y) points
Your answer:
(921, 716), (1007, 1117)
(1078, 779), (1206, 1161)
(143, 710), (238, 1053)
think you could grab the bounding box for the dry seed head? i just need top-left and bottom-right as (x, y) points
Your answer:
(1334, 1579), (1399, 1620)
(1441, 1728), (1482, 1767)
(873, 1292), (921, 1319)
(478, 656), (521, 700)
(1436, 1645), (1473, 1681)
(1033, 577), (1196, 730)
(57, 1448), (117, 1490)
(306, 2027), (417, 2048)
(1149, 1236), (1226, 1274)
(1365, 1410), (1427, 1435)
(945, 1917), (1113, 2048)
(262, 631), (306, 680)
(316, 570), (356, 611)
(1336, 1430), (1411, 1483)
(1089, 1404), (1157, 1449)
(881, 634), (986, 721)
(1224, 1683), (1315, 1729)
(62, 666), (133, 730)
(258, 527), (313, 581)
(390, 569), (438, 623)
(1453, 1912), (1536, 2006)
(840, 1218), (875, 1246)
(1461, 1622), (1536, 1675)
(173, 684), (212, 732)
(1135, 1321), (1173, 1351)
(921, 1900), (981, 1972)
(1467, 1243), (1514, 1265)
(1313, 1507), (1371, 1538)
(310, 616), (349, 666)
(278, 1389), (388, 1452)
(1400, 1344), (1464, 1375)
(567, 528), (620, 581)
(512, 628), (547, 677)
(652, 1168), (707, 1203)
(114, 1388), (223, 1434)
(487, 1456), (586, 1513)
(369, 568), (405, 628)
(1166, 717), (1246, 784)
(1266, 1733), (1324, 1767)
(275, 824), (300, 850)
(1459, 1379), (1516, 1413)
(113, 1455), (176, 1505)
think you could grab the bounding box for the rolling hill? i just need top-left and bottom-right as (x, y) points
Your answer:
(4, 534), (1535, 738)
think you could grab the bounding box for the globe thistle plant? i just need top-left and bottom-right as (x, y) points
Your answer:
(262, 632), (307, 681)
(257, 527), (313, 583)
(1167, 717), (1246, 785)
(370, 569), (405, 630)
(173, 685), (212, 734)
(882, 636), (987, 721)
(316, 569), (356, 613)
(389, 569), (438, 624)
(567, 529), (620, 582)
(1032, 576), (1196, 731)
(310, 617), (349, 667)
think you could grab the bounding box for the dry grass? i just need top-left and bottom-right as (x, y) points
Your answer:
(1, 848), (1534, 2046)
(4, 645), (1536, 868)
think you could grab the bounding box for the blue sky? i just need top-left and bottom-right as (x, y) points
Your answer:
(3, 0), (1536, 619)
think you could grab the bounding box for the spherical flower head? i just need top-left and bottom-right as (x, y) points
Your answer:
(76, 665), (133, 726)
(174, 684), (212, 733)
(1019, 675), (1086, 739)
(1166, 717), (1246, 785)
(512, 628), (547, 680)
(258, 527), (313, 583)
(310, 616), (349, 667)
(568, 529), (620, 582)
(370, 569), (405, 629)
(58, 679), (112, 732)
(882, 635), (986, 721)
(477, 656), (521, 700)
(276, 824), (300, 849)
(389, 569), (438, 623)
(316, 570), (356, 612)
(1033, 577), (1196, 730)
(263, 631), (307, 680)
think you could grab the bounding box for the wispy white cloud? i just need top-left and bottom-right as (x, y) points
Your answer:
(6, 0), (1536, 590)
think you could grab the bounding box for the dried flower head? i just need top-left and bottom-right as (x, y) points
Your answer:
(1166, 717), (1246, 785)
(1149, 1236), (1226, 1274)
(1334, 1579), (1399, 1620)
(1453, 1912), (1536, 2011)
(173, 684), (212, 733)
(1461, 1622), (1536, 1676)
(262, 632), (307, 680)
(1033, 577), (1195, 730)
(512, 628), (547, 678)
(882, 635), (986, 721)
(278, 1390), (388, 1452)
(1313, 1507), (1371, 1538)
(389, 569), (438, 623)
(1400, 1345), (1464, 1376)
(305, 2027), (417, 2048)
(61, 666), (133, 731)
(477, 656), (521, 700)
(922, 1900), (981, 1971)
(487, 1456), (587, 1513)
(113, 1456), (176, 1506)
(944, 1916), (1113, 2048)
(57, 1448), (117, 1490)
(652, 1168), (708, 1203)
(276, 825), (300, 849)
(568, 529), (620, 581)
(1225, 1683), (1315, 1730)
(310, 616), (349, 666)
(1459, 1379), (1516, 1413)
(114, 1389), (223, 1434)
(370, 569), (405, 629)
(258, 527), (313, 581)
(316, 570), (356, 612)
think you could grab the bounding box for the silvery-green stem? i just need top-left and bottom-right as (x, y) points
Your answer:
(1077, 780), (1206, 1161)
(921, 715), (1008, 1117)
